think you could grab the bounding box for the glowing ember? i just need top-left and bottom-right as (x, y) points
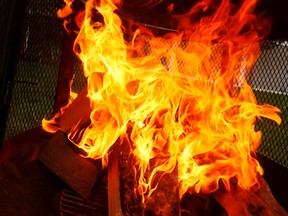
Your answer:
(44, 0), (281, 203)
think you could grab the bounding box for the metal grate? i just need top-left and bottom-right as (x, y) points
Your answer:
(250, 40), (288, 167)
(59, 178), (108, 216)
(4, 0), (65, 139)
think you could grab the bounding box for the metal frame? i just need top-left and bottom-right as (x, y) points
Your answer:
(0, 0), (27, 149)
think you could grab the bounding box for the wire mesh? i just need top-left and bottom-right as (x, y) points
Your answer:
(4, 0), (65, 139)
(251, 40), (288, 167)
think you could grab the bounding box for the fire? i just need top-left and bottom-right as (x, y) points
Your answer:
(42, 91), (78, 133)
(45, 0), (281, 203)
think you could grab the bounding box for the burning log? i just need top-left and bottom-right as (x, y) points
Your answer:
(119, 133), (180, 216)
(43, 91), (288, 215)
(213, 176), (288, 216)
(39, 131), (102, 199)
(108, 141), (123, 216)
(143, 160), (179, 215)
(119, 134), (144, 215)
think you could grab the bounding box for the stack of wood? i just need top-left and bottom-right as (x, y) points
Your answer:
(40, 88), (288, 216)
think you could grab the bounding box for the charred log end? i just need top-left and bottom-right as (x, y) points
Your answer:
(144, 170), (180, 216)
(213, 176), (288, 216)
(119, 136), (144, 215)
(108, 141), (123, 216)
(39, 131), (102, 199)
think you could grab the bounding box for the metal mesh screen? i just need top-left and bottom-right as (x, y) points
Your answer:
(250, 40), (288, 167)
(4, 0), (65, 139)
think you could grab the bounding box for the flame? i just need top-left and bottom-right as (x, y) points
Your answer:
(47, 0), (282, 203)
(42, 91), (78, 133)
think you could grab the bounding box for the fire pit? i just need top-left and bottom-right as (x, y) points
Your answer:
(0, 0), (287, 215)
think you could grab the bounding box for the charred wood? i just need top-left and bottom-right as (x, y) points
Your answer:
(39, 131), (102, 199)
(213, 176), (288, 216)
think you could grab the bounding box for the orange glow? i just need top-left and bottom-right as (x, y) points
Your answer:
(45, 0), (281, 203)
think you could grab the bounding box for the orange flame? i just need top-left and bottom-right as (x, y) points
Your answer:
(42, 91), (78, 133)
(47, 0), (281, 203)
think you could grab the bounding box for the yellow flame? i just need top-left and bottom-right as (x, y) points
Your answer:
(45, 0), (281, 203)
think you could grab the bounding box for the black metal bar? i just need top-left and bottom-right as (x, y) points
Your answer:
(53, 32), (77, 114)
(0, 0), (27, 150)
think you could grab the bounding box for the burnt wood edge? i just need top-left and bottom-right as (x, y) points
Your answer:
(38, 130), (102, 200)
(108, 141), (123, 216)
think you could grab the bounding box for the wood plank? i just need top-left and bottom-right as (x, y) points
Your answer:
(39, 131), (102, 199)
(108, 141), (123, 216)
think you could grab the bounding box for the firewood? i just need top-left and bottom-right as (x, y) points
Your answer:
(108, 141), (123, 216)
(50, 87), (287, 216)
(143, 161), (180, 216)
(39, 131), (102, 199)
(213, 175), (288, 216)
(119, 134), (144, 215)
(119, 134), (180, 215)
